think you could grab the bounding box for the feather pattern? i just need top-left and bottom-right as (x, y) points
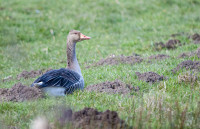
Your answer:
(31, 30), (89, 96)
(31, 68), (84, 94)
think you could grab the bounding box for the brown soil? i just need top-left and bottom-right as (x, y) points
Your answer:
(85, 80), (139, 95)
(154, 39), (182, 50)
(148, 54), (170, 60)
(165, 39), (182, 49)
(178, 47), (200, 58)
(17, 68), (52, 80)
(0, 83), (44, 102)
(135, 72), (166, 84)
(57, 107), (130, 129)
(86, 55), (143, 68)
(190, 33), (200, 44)
(172, 60), (200, 73)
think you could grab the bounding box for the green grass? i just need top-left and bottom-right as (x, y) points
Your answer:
(0, 0), (200, 128)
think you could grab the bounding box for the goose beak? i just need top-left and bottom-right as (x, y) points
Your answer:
(80, 33), (91, 40)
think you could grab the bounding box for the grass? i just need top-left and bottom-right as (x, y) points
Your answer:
(0, 0), (200, 128)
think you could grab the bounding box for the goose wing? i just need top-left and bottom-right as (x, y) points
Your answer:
(31, 68), (81, 91)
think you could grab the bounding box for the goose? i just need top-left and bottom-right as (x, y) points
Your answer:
(31, 30), (91, 96)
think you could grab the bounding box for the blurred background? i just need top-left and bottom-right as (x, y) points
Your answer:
(0, 0), (200, 128)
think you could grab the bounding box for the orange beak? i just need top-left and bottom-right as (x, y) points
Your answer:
(80, 33), (91, 40)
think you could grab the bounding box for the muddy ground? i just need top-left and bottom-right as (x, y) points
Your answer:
(190, 33), (200, 44)
(85, 80), (139, 94)
(17, 68), (52, 80)
(0, 83), (44, 102)
(86, 55), (143, 68)
(135, 72), (166, 84)
(56, 107), (130, 129)
(0, 80), (139, 102)
(172, 60), (200, 73)
(154, 39), (182, 50)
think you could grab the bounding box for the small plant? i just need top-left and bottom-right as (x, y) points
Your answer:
(178, 72), (200, 87)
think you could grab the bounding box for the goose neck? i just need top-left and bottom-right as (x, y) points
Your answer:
(66, 40), (82, 76)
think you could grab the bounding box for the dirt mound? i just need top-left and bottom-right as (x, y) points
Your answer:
(154, 39), (182, 50)
(86, 55), (143, 68)
(135, 72), (166, 84)
(178, 47), (200, 58)
(17, 68), (52, 80)
(0, 83), (44, 102)
(148, 54), (170, 60)
(190, 33), (200, 44)
(57, 107), (129, 129)
(85, 80), (139, 94)
(165, 39), (182, 49)
(172, 60), (200, 73)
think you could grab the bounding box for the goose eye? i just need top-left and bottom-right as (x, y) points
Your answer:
(74, 33), (77, 35)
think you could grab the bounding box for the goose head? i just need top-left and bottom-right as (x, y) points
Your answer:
(66, 30), (90, 75)
(67, 30), (91, 43)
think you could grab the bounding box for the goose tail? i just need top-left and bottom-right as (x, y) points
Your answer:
(31, 82), (44, 87)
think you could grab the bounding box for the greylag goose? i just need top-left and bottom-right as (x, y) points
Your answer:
(31, 30), (91, 96)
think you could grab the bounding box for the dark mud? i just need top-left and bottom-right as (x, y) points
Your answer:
(135, 72), (166, 84)
(0, 83), (44, 102)
(86, 55), (143, 68)
(57, 107), (130, 129)
(85, 80), (139, 94)
(178, 47), (200, 58)
(190, 33), (200, 44)
(17, 68), (52, 80)
(154, 39), (182, 50)
(148, 54), (170, 61)
(172, 60), (200, 73)
(165, 39), (182, 49)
